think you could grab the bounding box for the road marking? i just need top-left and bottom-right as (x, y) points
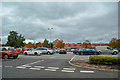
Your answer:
(29, 68), (40, 70)
(34, 66), (45, 68)
(0, 66), (2, 68)
(45, 69), (56, 72)
(5, 66), (13, 68)
(22, 65), (31, 68)
(48, 67), (59, 69)
(29, 60), (44, 65)
(80, 71), (94, 73)
(70, 55), (76, 61)
(20, 60), (44, 67)
(63, 68), (76, 70)
(16, 66), (26, 69)
(61, 70), (74, 72)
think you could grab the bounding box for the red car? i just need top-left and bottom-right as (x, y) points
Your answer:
(16, 48), (26, 54)
(0, 47), (18, 59)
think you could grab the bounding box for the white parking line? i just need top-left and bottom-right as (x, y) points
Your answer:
(80, 71), (94, 73)
(34, 66), (45, 68)
(48, 67), (59, 69)
(29, 68), (41, 70)
(70, 55), (76, 61)
(29, 60), (44, 65)
(45, 69), (56, 72)
(61, 70), (74, 73)
(22, 65), (31, 68)
(63, 68), (76, 70)
(16, 66), (26, 69)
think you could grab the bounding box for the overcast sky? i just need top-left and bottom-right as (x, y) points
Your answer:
(1, 2), (118, 44)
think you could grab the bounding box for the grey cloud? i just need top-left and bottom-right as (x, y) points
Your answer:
(1, 2), (118, 44)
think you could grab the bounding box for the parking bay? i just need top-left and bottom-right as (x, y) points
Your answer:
(2, 52), (118, 78)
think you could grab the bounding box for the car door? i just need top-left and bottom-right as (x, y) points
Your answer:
(27, 49), (32, 54)
(42, 48), (48, 53)
(106, 47), (113, 53)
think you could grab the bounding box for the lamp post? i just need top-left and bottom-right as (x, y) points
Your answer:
(48, 28), (53, 49)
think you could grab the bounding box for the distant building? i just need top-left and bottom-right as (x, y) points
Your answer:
(52, 39), (108, 49)
(64, 43), (108, 49)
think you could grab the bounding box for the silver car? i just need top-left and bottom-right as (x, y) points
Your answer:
(36, 47), (54, 54)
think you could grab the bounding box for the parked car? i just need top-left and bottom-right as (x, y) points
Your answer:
(36, 47), (54, 54)
(54, 48), (60, 53)
(78, 49), (100, 55)
(73, 48), (81, 54)
(65, 48), (71, 52)
(16, 48), (26, 54)
(70, 49), (76, 52)
(59, 49), (67, 54)
(0, 47), (18, 59)
(96, 46), (118, 55)
(24, 48), (42, 56)
(114, 48), (120, 52)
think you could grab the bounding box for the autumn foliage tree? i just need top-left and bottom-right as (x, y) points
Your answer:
(109, 38), (120, 48)
(35, 42), (42, 47)
(56, 41), (65, 48)
(25, 42), (34, 48)
(82, 40), (91, 48)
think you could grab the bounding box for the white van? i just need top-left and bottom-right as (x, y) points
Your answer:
(95, 46), (118, 55)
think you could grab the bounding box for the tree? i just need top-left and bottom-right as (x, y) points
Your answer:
(109, 38), (120, 48)
(42, 39), (49, 48)
(82, 40), (91, 48)
(36, 42), (42, 47)
(25, 42), (34, 48)
(6, 31), (25, 48)
(49, 42), (53, 48)
(56, 41), (65, 48)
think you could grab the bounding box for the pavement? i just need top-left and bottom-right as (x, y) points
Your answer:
(1, 52), (119, 78)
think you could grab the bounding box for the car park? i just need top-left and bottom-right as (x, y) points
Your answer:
(36, 47), (54, 54)
(78, 48), (100, 55)
(96, 46), (118, 55)
(24, 48), (42, 56)
(0, 47), (19, 59)
(59, 49), (67, 54)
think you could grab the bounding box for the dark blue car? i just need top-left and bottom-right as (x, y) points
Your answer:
(78, 49), (100, 55)
(73, 48), (81, 54)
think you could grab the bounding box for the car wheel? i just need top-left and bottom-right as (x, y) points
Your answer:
(81, 52), (83, 55)
(34, 52), (38, 56)
(112, 51), (118, 55)
(47, 52), (50, 55)
(3, 54), (9, 59)
(99, 51), (102, 55)
(94, 52), (97, 55)
(13, 56), (18, 59)
(24, 52), (27, 55)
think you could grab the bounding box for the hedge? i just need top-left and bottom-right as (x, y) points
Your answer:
(89, 56), (120, 65)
